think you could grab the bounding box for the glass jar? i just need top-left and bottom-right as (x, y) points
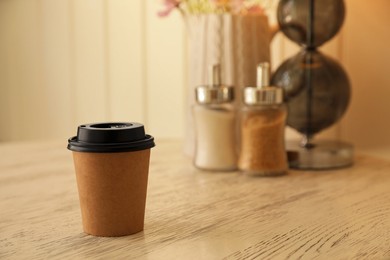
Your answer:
(193, 103), (237, 171)
(193, 64), (237, 171)
(239, 104), (287, 175)
(238, 62), (288, 176)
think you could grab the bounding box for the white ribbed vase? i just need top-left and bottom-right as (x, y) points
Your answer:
(185, 14), (274, 157)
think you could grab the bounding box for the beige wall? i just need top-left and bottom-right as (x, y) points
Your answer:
(0, 0), (389, 151)
(340, 0), (390, 149)
(0, 0), (186, 141)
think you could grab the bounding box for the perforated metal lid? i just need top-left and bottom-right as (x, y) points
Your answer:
(195, 64), (234, 104)
(243, 62), (283, 105)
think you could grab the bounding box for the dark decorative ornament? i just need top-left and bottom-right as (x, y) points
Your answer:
(272, 50), (350, 138)
(277, 0), (345, 47)
(272, 0), (353, 169)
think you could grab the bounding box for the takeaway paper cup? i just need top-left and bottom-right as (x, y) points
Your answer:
(68, 122), (155, 237)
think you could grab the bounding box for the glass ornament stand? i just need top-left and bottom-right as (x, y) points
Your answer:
(273, 0), (353, 170)
(286, 140), (353, 170)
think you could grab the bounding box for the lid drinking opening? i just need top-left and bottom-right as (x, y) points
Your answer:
(90, 123), (133, 129)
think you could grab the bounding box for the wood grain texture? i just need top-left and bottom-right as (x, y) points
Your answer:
(1, 140), (390, 259)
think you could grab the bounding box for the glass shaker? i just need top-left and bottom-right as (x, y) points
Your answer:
(238, 62), (288, 176)
(193, 64), (237, 171)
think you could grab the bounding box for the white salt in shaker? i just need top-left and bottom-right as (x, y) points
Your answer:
(193, 64), (237, 171)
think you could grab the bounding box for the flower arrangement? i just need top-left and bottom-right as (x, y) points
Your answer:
(158, 0), (276, 17)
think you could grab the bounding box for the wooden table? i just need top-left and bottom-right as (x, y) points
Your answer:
(1, 140), (390, 259)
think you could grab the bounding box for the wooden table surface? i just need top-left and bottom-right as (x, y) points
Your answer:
(1, 140), (390, 259)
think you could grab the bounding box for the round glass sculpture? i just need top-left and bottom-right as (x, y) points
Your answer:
(271, 50), (351, 138)
(277, 0), (345, 47)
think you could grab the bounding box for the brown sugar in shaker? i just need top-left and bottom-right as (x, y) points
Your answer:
(238, 62), (288, 176)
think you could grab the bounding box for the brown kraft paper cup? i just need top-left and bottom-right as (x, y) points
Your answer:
(68, 122), (155, 237)
(73, 149), (150, 236)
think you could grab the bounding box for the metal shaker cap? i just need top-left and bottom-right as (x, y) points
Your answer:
(195, 64), (234, 104)
(243, 62), (283, 105)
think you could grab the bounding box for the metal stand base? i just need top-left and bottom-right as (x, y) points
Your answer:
(286, 140), (354, 170)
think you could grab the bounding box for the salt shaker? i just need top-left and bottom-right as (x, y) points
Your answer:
(238, 62), (288, 176)
(193, 64), (237, 171)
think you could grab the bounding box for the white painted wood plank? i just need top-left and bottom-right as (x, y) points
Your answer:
(0, 0), (17, 141)
(145, 0), (186, 138)
(40, 0), (74, 139)
(107, 0), (145, 124)
(0, 0), (45, 141)
(71, 0), (108, 125)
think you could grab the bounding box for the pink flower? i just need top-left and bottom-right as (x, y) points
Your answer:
(158, 0), (181, 17)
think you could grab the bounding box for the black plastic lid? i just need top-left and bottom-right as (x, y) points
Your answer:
(67, 122), (155, 153)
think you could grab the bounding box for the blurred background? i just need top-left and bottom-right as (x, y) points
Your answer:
(0, 0), (389, 153)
